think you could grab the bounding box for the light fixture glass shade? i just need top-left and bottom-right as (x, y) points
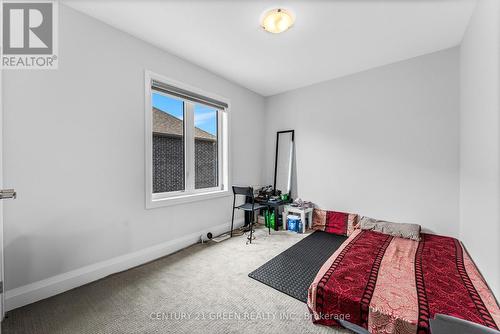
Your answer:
(261, 8), (294, 34)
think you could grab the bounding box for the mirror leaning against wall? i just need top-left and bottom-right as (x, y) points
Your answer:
(273, 130), (295, 196)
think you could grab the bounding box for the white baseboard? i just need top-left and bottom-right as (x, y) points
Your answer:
(5, 219), (244, 312)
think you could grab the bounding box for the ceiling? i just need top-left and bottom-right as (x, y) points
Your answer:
(63, 0), (477, 96)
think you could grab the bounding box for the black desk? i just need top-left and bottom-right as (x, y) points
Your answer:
(244, 198), (292, 230)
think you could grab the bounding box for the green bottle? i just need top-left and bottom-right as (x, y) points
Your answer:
(270, 211), (275, 230)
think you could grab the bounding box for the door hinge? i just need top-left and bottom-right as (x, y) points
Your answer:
(0, 189), (16, 200)
(0, 281), (3, 294)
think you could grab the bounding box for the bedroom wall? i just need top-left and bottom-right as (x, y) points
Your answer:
(264, 48), (460, 237)
(1, 4), (265, 308)
(459, 0), (500, 298)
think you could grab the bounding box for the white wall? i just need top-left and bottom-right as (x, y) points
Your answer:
(2, 4), (265, 300)
(459, 0), (500, 298)
(264, 48), (460, 237)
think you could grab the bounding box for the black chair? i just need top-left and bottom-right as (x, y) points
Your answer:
(230, 186), (268, 244)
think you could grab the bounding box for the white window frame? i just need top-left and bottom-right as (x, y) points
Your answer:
(145, 70), (230, 208)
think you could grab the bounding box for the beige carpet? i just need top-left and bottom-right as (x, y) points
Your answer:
(2, 227), (349, 334)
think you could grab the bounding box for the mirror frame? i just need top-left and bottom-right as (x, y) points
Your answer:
(273, 129), (295, 195)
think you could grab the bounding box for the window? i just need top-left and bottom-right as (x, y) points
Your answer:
(194, 103), (218, 189)
(152, 93), (185, 193)
(145, 71), (229, 207)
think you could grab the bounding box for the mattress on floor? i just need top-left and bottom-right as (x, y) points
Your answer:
(308, 229), (500, 334)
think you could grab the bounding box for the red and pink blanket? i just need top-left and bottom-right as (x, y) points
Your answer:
(308, 229), (500, 333)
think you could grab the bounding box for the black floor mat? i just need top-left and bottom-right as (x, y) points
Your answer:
(248, 231), (348, 303)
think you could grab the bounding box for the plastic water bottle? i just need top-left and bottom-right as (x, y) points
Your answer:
(297, 220), (303, 234)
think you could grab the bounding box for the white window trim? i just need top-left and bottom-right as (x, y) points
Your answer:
(145, 70), (231, 209)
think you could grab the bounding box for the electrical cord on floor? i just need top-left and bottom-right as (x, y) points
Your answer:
(230, 227), (245, 237)
(200, 222), (266, 244)
(230, 221), (265, 238)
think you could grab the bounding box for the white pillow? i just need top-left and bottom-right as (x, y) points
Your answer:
(359, 217), (421, 241)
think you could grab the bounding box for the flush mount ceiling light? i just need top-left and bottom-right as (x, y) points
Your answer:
(261, 8), (294, 34)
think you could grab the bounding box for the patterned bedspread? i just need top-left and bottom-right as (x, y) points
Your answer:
(307, 229), (500, 333)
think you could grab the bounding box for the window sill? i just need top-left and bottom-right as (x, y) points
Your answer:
(146, 189), (231, 209)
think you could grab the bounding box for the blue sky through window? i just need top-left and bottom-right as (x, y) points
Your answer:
(194, 104), (217, 136)
(152, 92), (183, 120)
(153, 92), (217, 135)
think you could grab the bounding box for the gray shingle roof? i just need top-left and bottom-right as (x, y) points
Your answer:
(153, 107), (216, 141)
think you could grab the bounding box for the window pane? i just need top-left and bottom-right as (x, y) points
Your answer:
(194, 104), (218, 189)
(152, 92), (185, 193)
